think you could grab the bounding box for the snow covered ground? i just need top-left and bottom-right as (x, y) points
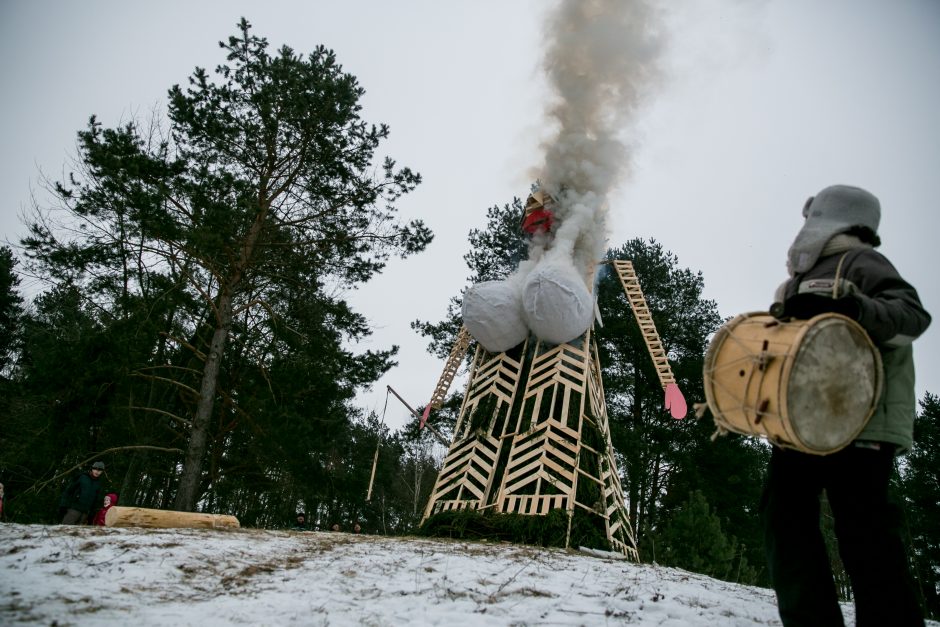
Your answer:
(1, 523), (935, 626)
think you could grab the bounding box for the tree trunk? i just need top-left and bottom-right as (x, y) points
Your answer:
(120, 449), (147, 506)
(171, 205), (268, 511)
(648, 453), (661, 528)
(627, 451), (640, 540)
(173, 305), (231, 511)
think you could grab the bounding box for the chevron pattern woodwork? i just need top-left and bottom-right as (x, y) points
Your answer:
(422, 341), (527, 519)
(422, 328), (638, 560)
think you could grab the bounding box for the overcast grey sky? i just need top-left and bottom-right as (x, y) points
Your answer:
(2, 0), (938, 434)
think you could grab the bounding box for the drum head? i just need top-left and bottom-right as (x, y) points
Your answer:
(787, 316), (881, 453)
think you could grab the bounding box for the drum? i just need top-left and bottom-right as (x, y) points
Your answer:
(702, 312), (883, 455)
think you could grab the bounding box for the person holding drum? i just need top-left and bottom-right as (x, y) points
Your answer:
(760, 184), (931, 626)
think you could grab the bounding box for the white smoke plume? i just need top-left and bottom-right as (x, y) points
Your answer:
(462, 0), (666, 352)
(533, 0), (665, 276)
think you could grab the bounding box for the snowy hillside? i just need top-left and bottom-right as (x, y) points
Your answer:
(1, 523), (934, 626)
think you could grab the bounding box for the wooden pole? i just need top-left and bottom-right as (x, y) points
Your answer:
(386, 385), (449, 447)
(105, 506), (239, 529)
(366, 446), (380, 502)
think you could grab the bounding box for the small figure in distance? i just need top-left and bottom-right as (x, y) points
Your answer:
(291, 512), (308, 531)
(92, 493), (118, 526)
(59, 461), (106, 525)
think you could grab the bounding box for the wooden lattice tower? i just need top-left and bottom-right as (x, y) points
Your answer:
(420, 258), (683, 561)
(422, 328), (638, 560)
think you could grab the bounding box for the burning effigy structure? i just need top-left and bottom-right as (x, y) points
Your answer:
(420, 190), (684, 560)
(418, 1), (682, 559)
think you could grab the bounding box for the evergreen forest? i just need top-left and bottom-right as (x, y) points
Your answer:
(0, 21), (936, 620)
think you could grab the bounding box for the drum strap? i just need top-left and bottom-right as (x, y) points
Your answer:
(832, 252), (851, 299)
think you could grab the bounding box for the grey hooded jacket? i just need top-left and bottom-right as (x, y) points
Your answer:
(780, 247), (931, 452)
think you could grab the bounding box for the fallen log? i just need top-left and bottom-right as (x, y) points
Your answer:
(105, 506), (240, 529)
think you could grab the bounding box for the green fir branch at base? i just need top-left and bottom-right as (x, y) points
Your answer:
(419, 508), (610, 552)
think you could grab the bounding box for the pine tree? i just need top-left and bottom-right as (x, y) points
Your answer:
(20, 19), (432, 512)
(656, 490), (738, 580)
(899, 392), (940, 618)
(594, 240), (723, 544)
(0, 246), (23, 376)
(656, 420), (770, 585)
(0, 247), (25, 518)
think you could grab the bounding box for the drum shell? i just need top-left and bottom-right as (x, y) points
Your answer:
(703, 312), (883, 455)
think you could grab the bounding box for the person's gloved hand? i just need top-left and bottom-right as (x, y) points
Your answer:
(776, 293), (861, 321)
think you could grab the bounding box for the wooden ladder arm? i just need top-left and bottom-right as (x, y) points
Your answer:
(612, 260), (677, 389)
(428, 326), (472, 410)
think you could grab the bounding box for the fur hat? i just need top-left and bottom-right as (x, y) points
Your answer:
(91, 461), (106, 470)
(787, 185), (880, 275)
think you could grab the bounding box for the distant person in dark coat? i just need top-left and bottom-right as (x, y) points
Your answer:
(92, 493), (118, 526)
(291, 513), (308, 531)
(59, 461), (106, 525)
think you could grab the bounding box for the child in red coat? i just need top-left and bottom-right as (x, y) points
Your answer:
(92, 493), (118, 526)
